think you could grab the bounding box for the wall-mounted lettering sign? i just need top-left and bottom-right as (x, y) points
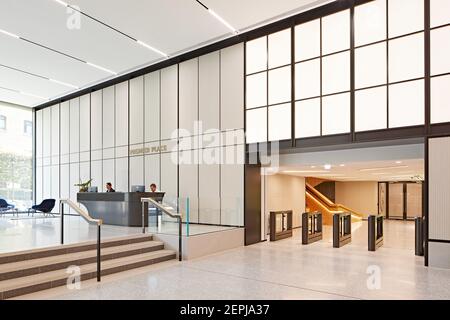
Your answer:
(129, 145), (167, 156)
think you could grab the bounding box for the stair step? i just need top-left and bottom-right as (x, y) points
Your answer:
(0, 241), (165, 281)
(0, 234), (153, 265)
(0, 250), (176, 300)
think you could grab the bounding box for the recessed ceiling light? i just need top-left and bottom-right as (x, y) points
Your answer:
(136, 40), (169, 58)
(20, 91), (47, 100)
(396, 161), (403, 164)
(310, 166), (316, 169)
(359, 165), (408, 172)
(208, 9), (239, 34)
(48, 78), (79, 89)
(324, 164), (332, 170)
(53, 0), (68, 6)
(0, 28), (20, 39)
(339, 164), (345, 167)
(86, 62), (117, 75)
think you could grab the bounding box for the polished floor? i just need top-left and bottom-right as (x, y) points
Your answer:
(0, 214), (236, 254)
(14, 220), (450, 300)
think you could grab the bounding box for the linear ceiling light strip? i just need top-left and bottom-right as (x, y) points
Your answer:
(0, 27), (117, 76)
(195, 0), (239, 34)
(0, 85), (47, 100)
(0, 64), (79, 89)
(52, 0), (169, 58)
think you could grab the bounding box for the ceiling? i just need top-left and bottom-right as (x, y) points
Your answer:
(273, 159), (425, 182)
(0, 0), (331, 107)
(267, 142), (425, 181)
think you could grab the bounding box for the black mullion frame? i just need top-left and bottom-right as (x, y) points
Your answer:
(350, 5), (356, 141)
(425, 0), (431, 135)
(291, 22), (295, 147)
(320, 17), (323, 136)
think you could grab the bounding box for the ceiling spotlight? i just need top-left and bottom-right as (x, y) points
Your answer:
(339, 164), (345, 167)
(324, 164), (332, 170)
(396, 161), (403, 164)
(310, 166), (316, 169)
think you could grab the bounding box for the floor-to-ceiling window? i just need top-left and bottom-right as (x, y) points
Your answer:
(0, 101), (33, 210)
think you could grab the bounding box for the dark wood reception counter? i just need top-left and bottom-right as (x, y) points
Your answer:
(77, 192), (165, 227)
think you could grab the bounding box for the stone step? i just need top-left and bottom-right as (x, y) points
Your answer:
(0, 240), (164, 281)
(0, 234), (153, 264)
(0, 249), (176, 300)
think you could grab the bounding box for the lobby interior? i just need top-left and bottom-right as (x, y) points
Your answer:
(1, 0), (450, 300)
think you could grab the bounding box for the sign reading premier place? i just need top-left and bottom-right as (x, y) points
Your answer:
(129, 145), (167, 156)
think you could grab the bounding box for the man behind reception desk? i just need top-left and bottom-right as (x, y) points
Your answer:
(150, 183), (157, 192)
(106, 182), (115, 192)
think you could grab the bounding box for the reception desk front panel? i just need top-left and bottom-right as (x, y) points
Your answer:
(77, 192), (164, 227)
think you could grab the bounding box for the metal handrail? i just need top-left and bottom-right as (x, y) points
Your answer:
(60, 199), (102, 281)
(141, 197), (182, 261)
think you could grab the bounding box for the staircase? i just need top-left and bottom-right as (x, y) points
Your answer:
(0, 234), (176, 299)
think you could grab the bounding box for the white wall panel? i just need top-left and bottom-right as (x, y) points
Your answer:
(69, 98), (79, 156)
(160, 151), (178, 202)
(221, 145), (244, 226)
(60, 101), (70, 161)
(199, 148), (220, 225)
(144, 71), (160, 142)
(199, 52), (220, 131)
(115, 81), (129, 147)
(145, 153), (160, 191)
(69, 162), (79, 206)
(60, 164), (69, 208)
(115, 157), (128, 192)
(51, 165), (59, 212)
(130, 76), (144, 145)
(43, 108), (51, 159)
(129, 156), (144, 190)
(161, 65), (178, 140)
(179, 59), (198, 136)
(91, 90), (102, 151)
(179, 149), (198, 223)
(90, 160), (102, 191)
(221, 44), (244, 131)
(79, 94), (90, 153)
(102, 159), (114, 192)
(79, 161), (90, 183)
(429, 136), (450, 240)
(43, 166), (51, 200)
(102, 86), (115, 149)
(51, 105), (59, 164)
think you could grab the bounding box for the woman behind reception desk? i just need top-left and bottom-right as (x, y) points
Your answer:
(106, 182), (115, 192)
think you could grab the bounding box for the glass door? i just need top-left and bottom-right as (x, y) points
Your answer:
(378, 183), (387, 217)
(388, 183), (404, 219)
(406, 183), (422, 219)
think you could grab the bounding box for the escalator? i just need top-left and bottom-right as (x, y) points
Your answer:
(305, 182), (363, 225)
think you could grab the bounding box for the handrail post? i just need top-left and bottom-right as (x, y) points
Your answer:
(142, 200), (145, 234)
(179, 216), (182, 261)
(97, 224), (101, 282)
(60, 201), (64, 245)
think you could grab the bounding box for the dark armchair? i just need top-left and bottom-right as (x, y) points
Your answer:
(28, 199), (56, 217)
(0, 199), (15, 216)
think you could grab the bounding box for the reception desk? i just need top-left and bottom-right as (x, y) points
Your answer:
(77, 192), (165, 227)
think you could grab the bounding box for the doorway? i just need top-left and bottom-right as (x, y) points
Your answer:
(379, 182), (423, 220)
